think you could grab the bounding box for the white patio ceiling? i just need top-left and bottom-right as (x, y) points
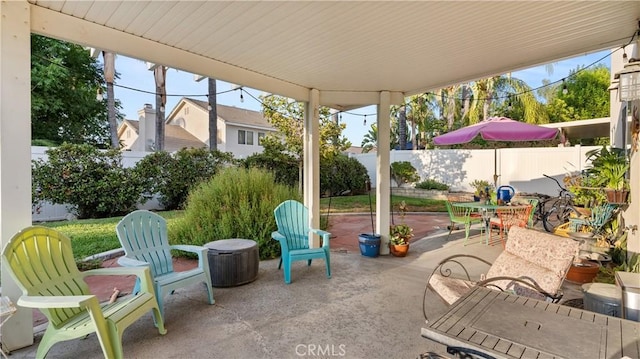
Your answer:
(29, 1), (640, 110)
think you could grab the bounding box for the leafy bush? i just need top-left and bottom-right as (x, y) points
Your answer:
(415, 179), (449, 190)
(170, 167), (301, 260)
(242, 150), (298, 187)
(391, 161), (420, 184)
(133, 148), (235, 210)
(321, 154), (370, 196)
(32, 143), (145, 219)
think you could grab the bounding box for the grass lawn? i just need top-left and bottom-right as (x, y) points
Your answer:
(40, 196), (446, 260)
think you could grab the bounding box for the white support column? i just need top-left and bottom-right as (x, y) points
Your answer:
(304, 89), (321, 248)
(376, 92), (391, 255)
(624, 41), (640, 257)
(0, 0), (34, 349)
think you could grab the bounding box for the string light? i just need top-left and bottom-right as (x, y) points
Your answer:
(623, 46), (628, 63)
(32, 28), (639, 125)
(363, 115), (367, 126)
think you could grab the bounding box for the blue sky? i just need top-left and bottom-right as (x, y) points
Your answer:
(110, 50), (612, 146)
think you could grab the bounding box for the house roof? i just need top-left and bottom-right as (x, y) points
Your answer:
(29, 1), (639, 110)
(183, 98), (272, 130)
(118, 118), (206, 151)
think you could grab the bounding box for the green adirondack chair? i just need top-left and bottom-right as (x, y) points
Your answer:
(116, 210), (214, 321)
(1, 226), (166, 359)
(272, 200), (331, 284)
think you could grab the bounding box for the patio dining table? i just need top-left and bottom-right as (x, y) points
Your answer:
(454, 202), (528, 244)
(422, 286), (640, 359)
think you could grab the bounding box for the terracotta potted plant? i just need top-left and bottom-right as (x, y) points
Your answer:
(389, 201), (414, 257)
(585, 146), (630, 205)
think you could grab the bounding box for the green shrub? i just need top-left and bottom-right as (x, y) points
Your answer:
(32, 143), (145, 219)
(242, 150), (298, 187)
(133, 148), (235, 210)
(390, 161), (420, 184)
(415, 179), (450, 190)
(321, 154), (370, 196)
(170, 167), (301, 260)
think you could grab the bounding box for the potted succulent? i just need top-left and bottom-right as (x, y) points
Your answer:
(389, 201), (414, 257)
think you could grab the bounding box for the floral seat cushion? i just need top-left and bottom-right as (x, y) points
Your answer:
(428, 274), (476, 305)
(428, 226), (580, 306)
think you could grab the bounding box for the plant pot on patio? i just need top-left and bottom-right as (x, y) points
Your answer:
(389, 243), (409, 257)
(566, 261), (600, 284)
(605, 189), (629, 205)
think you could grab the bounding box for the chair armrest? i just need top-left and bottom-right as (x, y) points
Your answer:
(117, 256), (149, 268)
(311, 229), (330, 247)
(171, 244), (208, 270)
(271, 231), (286, 242)
(477, 275), (563, 302)
(82, 266), (156, 294)
(430, 254), (493, 282)
(170, 244), (207, 257)
(18, 294), (98, 309)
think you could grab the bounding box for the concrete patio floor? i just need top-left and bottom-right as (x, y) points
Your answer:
(9, 221), (583, 359)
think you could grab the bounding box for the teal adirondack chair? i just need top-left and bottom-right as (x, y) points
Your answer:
(116, 210), (214, 321)
(569, 203), (617, 236)
(272, 200), (331, 284)
(1, 226), (166, 359)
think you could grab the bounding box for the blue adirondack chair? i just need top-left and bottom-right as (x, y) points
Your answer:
(116, 210), (214, 321)
(272, 200), (331, 284)
(2, 226), (166, 358)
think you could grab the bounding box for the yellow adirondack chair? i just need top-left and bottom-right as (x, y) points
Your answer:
(1, 226), (166, 359)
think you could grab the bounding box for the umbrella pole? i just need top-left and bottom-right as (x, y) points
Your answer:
(493, 149), (498, 188)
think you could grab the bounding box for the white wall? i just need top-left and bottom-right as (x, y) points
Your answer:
(352, 145), (600, 196)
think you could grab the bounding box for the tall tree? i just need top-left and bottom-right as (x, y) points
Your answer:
(208, 78), (218, 150)
(31, 34), (111, 146)
(261, 95), (351, 191)
(154, 65), (167, 151)
(102, 51), (119, 148)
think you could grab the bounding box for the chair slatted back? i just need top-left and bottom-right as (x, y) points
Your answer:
(589, 204), (616, 229)
(116, 210), (174, 277)
(2, 226), (89, 327)
(496, 205), (532, 229)
(274, 200), (310, 251)
(445, 201), (472, 221)
(521, 198), (539, 227)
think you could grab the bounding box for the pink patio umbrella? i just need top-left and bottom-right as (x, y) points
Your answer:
(433, 117), (559, 186)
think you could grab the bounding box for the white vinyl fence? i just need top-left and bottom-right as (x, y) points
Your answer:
(32, 145), (600, 222)
(351, 145), (600, 196)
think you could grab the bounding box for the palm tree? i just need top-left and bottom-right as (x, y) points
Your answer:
(208, 78), (217, 150)
(468, 75), (547, 124)
(360, 121), (400, 153)
(102, 51), (118, 148)
(153, 65), (167, 151)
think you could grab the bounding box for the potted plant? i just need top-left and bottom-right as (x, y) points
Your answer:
(389, 201), (414, 257)
(586, 146), (630, 204)
(469, 180), (492, 202)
